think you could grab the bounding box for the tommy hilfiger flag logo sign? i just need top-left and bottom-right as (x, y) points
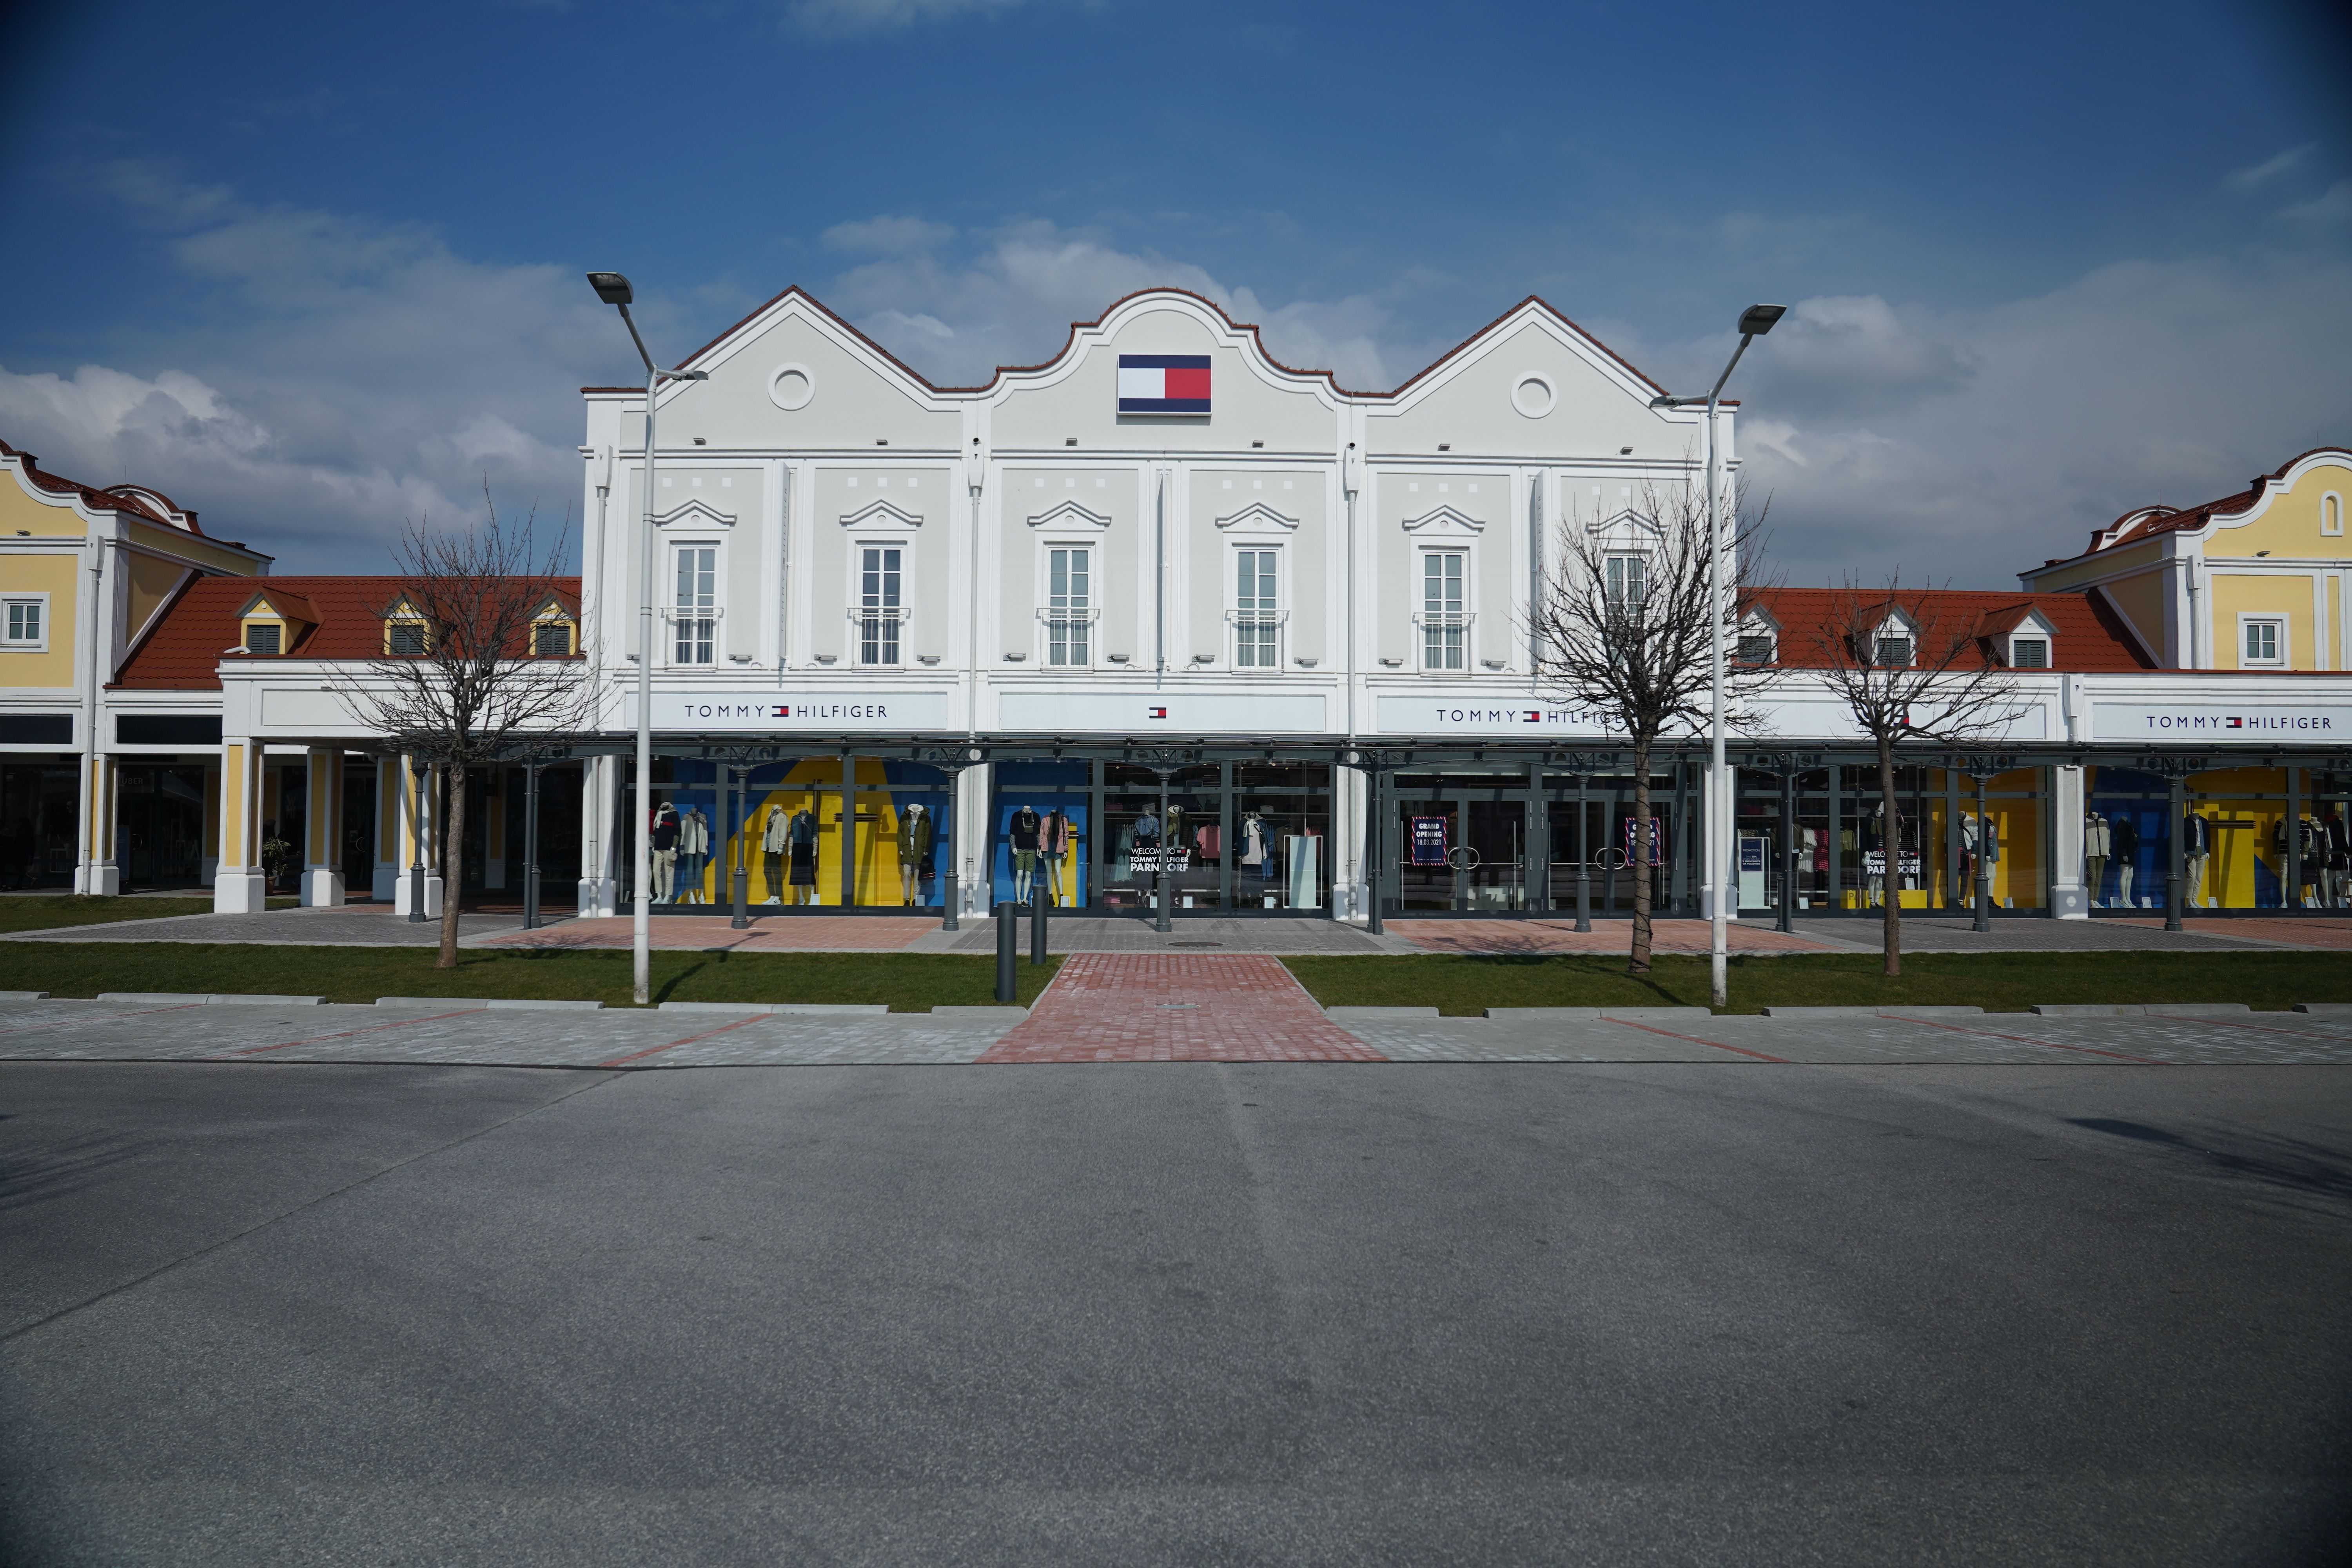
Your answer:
(1118, 354), (1210, 414)
(1148, 706), (1169, 719)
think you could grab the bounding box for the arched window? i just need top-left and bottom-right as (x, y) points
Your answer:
(2323, 492), (2344, 537)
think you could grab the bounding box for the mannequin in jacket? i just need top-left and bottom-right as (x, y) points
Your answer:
(2182, 809), (2211, 907)
(1040, 808), (1073, 905)
(761, 801), (790, 904)
(2083, 812), (2109, 908)
(787, 806), (818, 904)
(897, 804), (933, 906)
(677, 805), (709, 905)
(2327, 809), (2350, 907)
(2112, 813), (2140, 907)
(1009, 804), (1042, 904)
(650, 804), (680, 903)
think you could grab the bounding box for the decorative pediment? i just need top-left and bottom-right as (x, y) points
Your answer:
(839, 498), (923, 529)
(1401, 505), (1485, 537)
(1214, 502), (1299, 536)
(1026, 500), (1111, 531)
(1585, 507), (1662, 541)
(653, 498), (738, 528)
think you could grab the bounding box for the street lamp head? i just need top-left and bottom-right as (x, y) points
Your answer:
(586, 272), (635, 307)
(1738, 303), (1787, 336)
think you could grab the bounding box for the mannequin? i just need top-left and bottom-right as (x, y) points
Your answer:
(897, 803), (933, 906)
(650, 803), (680, 903)
(1976, 811), (2001, 905)
(2327, 809), (2350, 908)
(761, 800), (790, 904)
(2112, 813), (2139, 907)
(788, 805), (818, 905)
(1041, 807), (1073, 905)
(1241, 813), (1269, 877)
(677, 804), (709, 904)
(1958, 813), (1979, 904)
(1009, 802), (1042, 904)
(2084, 811), (2109, 909)
(1864, 805), (1886, 908)
(2182, 809), (2211, 908)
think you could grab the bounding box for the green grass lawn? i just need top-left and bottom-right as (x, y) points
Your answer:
(1284, 951), (2352, 1016)
(0, 942), (1063, 1010)
(0, 896), (295, 934)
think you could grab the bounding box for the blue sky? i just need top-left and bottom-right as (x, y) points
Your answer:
(2, 0), (2347, 582)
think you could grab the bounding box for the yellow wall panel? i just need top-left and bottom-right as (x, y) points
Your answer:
(123, 551), (189, 645)
(1, 552), (83, 688)
(2099, 573), (2169, 662)
(0, 483), (88, 538)
(2211, 573), (2316, 668)
(2205, 461), (2352, 562)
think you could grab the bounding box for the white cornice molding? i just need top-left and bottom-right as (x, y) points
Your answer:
(1025, 499), (1111, 531)
(838, 498), (923, 529)
(1401, 504), (1485, 537)
(653, 499), (739, 529)
(1213, 502), (1299, 535)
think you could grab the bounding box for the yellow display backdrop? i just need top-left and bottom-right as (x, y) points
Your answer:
(715, 758), (913, 907)
(2183, 767), (2290, 910)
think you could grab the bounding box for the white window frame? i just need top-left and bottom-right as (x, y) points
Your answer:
(1036, 541), (1098, 670)
(1229, 544), (1285, 671)
(1604, 551), (1649, 612)
(1416, 548), (1472, 673)
(3, 593), (49, 652)
(666, 539), (723, 667)
(852, 538), (908, 668)
(2239, 613), (2287, 668)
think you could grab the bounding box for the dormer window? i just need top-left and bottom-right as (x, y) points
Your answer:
(532, 620), (574, 657)
(1734, 633), (1774, 666)
(2009, 636), (2048, 669)
(387, 620), (427, 657)
(1871, 635), (1913, 668)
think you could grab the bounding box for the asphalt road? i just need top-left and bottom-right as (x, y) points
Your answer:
(3, 1059), (2349, 1566)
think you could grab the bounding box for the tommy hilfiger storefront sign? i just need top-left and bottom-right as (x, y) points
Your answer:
(650, 692), (956, 731)
(2091, 702), (2350, 741)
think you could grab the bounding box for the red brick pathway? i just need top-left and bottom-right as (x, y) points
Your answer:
(979, 953), (1386, 1064)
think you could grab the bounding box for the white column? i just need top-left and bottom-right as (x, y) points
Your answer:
(371, 755), (398, 901)
(391, 755), (444, 918)
(961, 763), (991, 915)
(2051, 764), (2088, 919)
(483, 768), (507, 889)
(302, 748), (345, 907)
(213, 737), (268, 913)
(578, 753), (619, 916)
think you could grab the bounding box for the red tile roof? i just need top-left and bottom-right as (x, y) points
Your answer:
(1754, 588), (2154, 673)
(114, 574), (583, 690)
(2050, 444), (2352, 564)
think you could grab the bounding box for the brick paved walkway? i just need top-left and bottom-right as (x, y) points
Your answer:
(978, 954), (1387, 1064)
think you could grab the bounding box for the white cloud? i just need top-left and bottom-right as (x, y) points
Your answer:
(2282, 179), (2352, 225)
(787, 0), (1026, 36)
(822, 215), (957, 254)
(1724, 252), (2352, 585)
(2226, 143), (2317, 191)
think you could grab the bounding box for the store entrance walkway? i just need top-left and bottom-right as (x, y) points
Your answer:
(978, 954), (1387, 1063)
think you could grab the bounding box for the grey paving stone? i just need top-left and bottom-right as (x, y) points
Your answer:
(2296, 1003), (2352, 1016)
(1326, 1006), (1440, 1020)
(1485, 1007), (1598, 1021)
(376, 997), (603, 1011)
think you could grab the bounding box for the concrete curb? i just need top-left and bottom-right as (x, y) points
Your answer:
(656, 1002), (888, 1015)
(1760, 1005), (1986, 1019)
(96, 992), (324, 1006)
(374, 997), (604, 1011)
(0, 989), (51, 1001)
(1326, 1006), (1441, 1019)
(2032, 1002), (2253, 1017)
(2294, 1003), (2352, 1016)
(1486, 1007), (1597, 1021)
(928, 1005), (1029, 1018)
(1599, 1007), (1714, 1021)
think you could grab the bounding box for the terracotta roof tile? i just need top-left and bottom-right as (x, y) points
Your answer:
(1753, 588), (2153, 673)
(113, 574), (583, 690)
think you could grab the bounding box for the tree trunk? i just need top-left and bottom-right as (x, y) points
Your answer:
(1878, 738), (1901, 978)
(438, 761), (466, 970)
(1628, 739), (1653, 976)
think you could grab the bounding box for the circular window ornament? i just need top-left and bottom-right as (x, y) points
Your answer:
(1512, 373), (1556, 419)
(768, 363), (815, 412)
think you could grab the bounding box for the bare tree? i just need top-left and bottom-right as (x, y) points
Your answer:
(335, 500), (593, 968)
(1807, 576), (2026, 977)
(1531, 482), (1775, 976)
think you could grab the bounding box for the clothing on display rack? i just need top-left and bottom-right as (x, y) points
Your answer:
(896, 804), (933, 906)
(1195, 823), (1221, 859)
(2111, 814), (2139, 906)
(1240, 814), (1267, 868)
(2326, 811), (2350, 907)
(1134, 812), (1161, 849)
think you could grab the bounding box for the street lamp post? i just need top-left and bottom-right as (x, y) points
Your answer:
(587, 272), (708, 1007)
(1651, 303), (1784, 1009)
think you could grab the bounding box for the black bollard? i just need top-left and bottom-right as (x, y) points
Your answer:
(942, 866), (960, 932)
(995, 899), (1016, 1002)
(1031, 876), (1048, 964)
